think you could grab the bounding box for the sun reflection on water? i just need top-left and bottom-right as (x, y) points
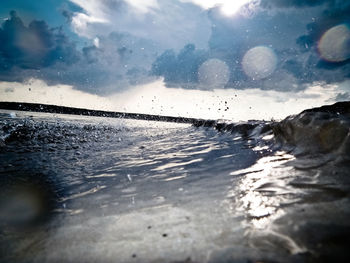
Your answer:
(229, 152), (296, 229)
(224, 151), (310, 254)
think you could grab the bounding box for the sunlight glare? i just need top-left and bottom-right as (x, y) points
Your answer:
(183, 0), (251, 16)
(219, 0), (251, 16)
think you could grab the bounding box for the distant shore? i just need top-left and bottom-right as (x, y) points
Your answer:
(1, 100), (349, 126)
(0, 101), (218, 126)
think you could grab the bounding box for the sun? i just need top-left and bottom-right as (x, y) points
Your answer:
(185, 0), (251, 16)
(219, 0), (251, 16)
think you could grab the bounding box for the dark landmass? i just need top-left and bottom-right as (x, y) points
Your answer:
(302, 101), (350, 115)
(0, 101), (216, 126)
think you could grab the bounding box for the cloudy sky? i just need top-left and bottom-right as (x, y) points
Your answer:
(0, 0), (349, 120)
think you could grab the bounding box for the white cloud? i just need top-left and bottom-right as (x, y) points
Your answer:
(110, 79), (341, 121)
(71, 12), (108, 38)
(2, 78), (345, 121)
(0, 79), (116, 110)
(70, 0), (110, 22)
(68, 0), (211, 50)
(93, 37), (100, 48)
(124, 0), (159, 13)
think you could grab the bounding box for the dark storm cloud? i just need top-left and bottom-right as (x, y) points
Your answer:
(151, 1), (349, 91)
(151, 44), (208, 86)
(60, 1), (85, 23)
(0, 11), (79, 71)
(293, 2), (350, 83)
(0, 11), (155, 94)
(214, 2), (350, 87)
(259, 0), (349, 9)
(206, 6), (344, 88)
(317, 59), (350, 70)
(296, 3), (350, 49)
(1, 2), (349, 94)
(334, 92), (350, 101)
(151, 7), (305, 90)
(61, 9), (73, 23)
(0, 15), (83, 92)
(260, 0), (329, 8)
(36, 32), (157, 93)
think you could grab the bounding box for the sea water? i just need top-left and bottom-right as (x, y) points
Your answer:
(0, 105), (349, 263)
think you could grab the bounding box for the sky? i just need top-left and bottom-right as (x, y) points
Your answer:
(0, 0), (349, 120)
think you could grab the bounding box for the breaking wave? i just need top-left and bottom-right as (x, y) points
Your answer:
(2, 101), (349, 159)
(194, 101), (350, 161)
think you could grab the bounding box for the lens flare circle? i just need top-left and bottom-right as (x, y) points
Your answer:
(242, 46), (277, 80)
(198, 58), (230, 89)
(318, 24), (350, 62)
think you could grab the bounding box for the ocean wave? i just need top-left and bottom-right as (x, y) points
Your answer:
(0, 101), (350, 262)
(1, 101), (349, 161)
(0, 118), (127, 152)
(272, 102), (350, 158)
(194, 101), (350, 161)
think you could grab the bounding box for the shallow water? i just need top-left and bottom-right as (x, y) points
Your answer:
(0, 109), (349, 263)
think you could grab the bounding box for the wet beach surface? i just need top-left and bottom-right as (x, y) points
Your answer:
(0, 104), (349, 263)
